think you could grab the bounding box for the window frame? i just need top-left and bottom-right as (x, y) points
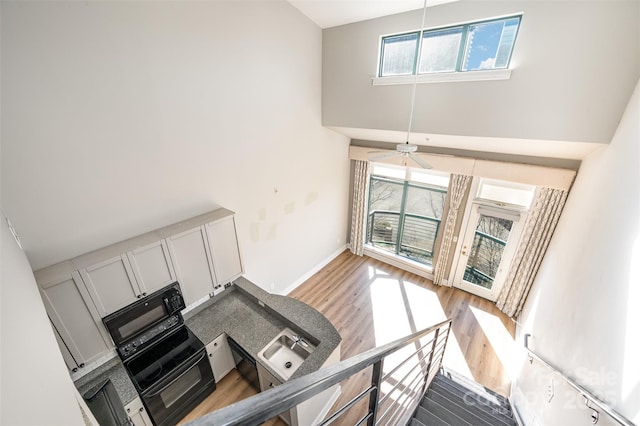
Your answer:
(366, 173), (448, 268)
(376, 14), (522, 80)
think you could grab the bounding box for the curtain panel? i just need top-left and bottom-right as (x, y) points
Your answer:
(433, 174), (472, 286)
(496, 187), (569, 318)
(349, 160), (370, 256)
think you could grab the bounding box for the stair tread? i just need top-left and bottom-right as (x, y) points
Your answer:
(424, 386), (515, 426)
(430, 379), (513, 415)
(439, 368), (510, 406)
(410, 369), (517, 426)
(433, 375), (511, 409)
(414, 406), (451, 426)
(410, 417), (428, 426)
(420, 398), (474, 426)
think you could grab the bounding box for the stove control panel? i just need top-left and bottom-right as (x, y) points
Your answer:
(118, 315), (181, 359)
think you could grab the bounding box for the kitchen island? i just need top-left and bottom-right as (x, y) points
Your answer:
(75, 277), (342, 425)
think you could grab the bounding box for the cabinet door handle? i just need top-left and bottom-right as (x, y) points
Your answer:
(142, 292), (147, 297)
(79, 363), (85, 368)
(139, 407), (144, 412)
(137, 294), (142, 299)
(213, 342), (218, 347)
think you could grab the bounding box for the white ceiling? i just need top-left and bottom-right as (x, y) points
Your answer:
(287, 0), (459, 29)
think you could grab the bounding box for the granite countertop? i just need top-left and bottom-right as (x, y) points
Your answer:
(75, 356), (138, 406)
(185, 277), (342, 380)
(73, 277), (341, 406)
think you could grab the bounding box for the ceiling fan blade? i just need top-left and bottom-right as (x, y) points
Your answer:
(369, 151), (400, 161)
(409, 153), (432, 169)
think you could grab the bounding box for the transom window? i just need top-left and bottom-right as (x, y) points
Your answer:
(366, 165), (450, 267)
(379, 15), (521, 77)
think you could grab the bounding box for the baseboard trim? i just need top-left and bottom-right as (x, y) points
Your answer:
(363, 247), (435, 281)
(280, 245), (347, 296)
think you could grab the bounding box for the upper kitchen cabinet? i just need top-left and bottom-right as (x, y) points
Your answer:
(35, 262), (112, 372)
(166, 226), (218, 305)
(76, 240), (176, 317)
(79, 255), (141, 316)
(126, 240), (176, 295)
(160, 208), (243, 302)
(205, 215), (244, 287)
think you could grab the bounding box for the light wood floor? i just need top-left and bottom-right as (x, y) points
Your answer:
(180, 250), (515, 425)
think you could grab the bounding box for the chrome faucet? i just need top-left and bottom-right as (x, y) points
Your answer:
(290, 334), (309, 350)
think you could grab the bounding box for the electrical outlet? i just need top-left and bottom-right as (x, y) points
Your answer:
(547, 378), (554, 402)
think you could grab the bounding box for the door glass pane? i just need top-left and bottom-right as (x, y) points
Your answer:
(367, 179), (404, 254)
(399, 186), (446, 265)
(464, 215), (513, 289)
(419, 27), (463, 73)
(380, 33), (419, 76)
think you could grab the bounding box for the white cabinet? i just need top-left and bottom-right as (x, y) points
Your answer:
(79, 255), (140, 317)
(166, 226), (218, 306)
(257, 362), (292, 425)
(206, 333), (235, 383)
(79, 241), (176, 316)
(36, 264), (112, 372)
(126, 240), (176, 295)
(167, 213), (243, 305)
(125, 397), (153, 426)
(205, 215), (244, 288)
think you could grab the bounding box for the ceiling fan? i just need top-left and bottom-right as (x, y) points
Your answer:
(368, 141), (432, 169)
(369, 0), (432, 169)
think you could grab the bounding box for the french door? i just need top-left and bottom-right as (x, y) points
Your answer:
(452, 203), (525, 301)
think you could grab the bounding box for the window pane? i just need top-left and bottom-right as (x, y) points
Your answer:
(477, 178), (535, 208)
(408, 168), (450, 189)
(380, 33), (418, 76)
(419, 27), (463, 73)
(367, 179), (404, 254)
(404, 186), (446, 219)
(372, 164), (406, 180)
(399, 185), (446, 265)
(464, 215), (513, 289)
(463, 17), (520, 71)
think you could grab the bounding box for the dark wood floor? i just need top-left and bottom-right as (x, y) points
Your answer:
(180, 250), (515, 425)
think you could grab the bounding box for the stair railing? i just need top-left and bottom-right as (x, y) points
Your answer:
(187, 318), (452, 426)
(524, 334), (634, 426)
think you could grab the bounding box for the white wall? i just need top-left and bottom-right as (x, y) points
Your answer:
(0, 213), (85, 425)
(512, 80), (640, 425)
(322, 1), (640, 144)
(0, 1), (350, 293)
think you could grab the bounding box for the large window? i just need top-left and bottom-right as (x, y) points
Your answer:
(366, 165), (449, 267)
(379, 15), (521, 77)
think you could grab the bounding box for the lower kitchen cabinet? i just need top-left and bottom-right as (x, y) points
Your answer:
(257, 362), (292, 425)
(206, 333), (236, 383)
(125, 397), (153, 426)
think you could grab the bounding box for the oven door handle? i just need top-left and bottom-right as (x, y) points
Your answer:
(144, 351), (207, 398)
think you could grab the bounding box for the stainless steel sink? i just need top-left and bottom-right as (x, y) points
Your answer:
(258, 328), (315, 380)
